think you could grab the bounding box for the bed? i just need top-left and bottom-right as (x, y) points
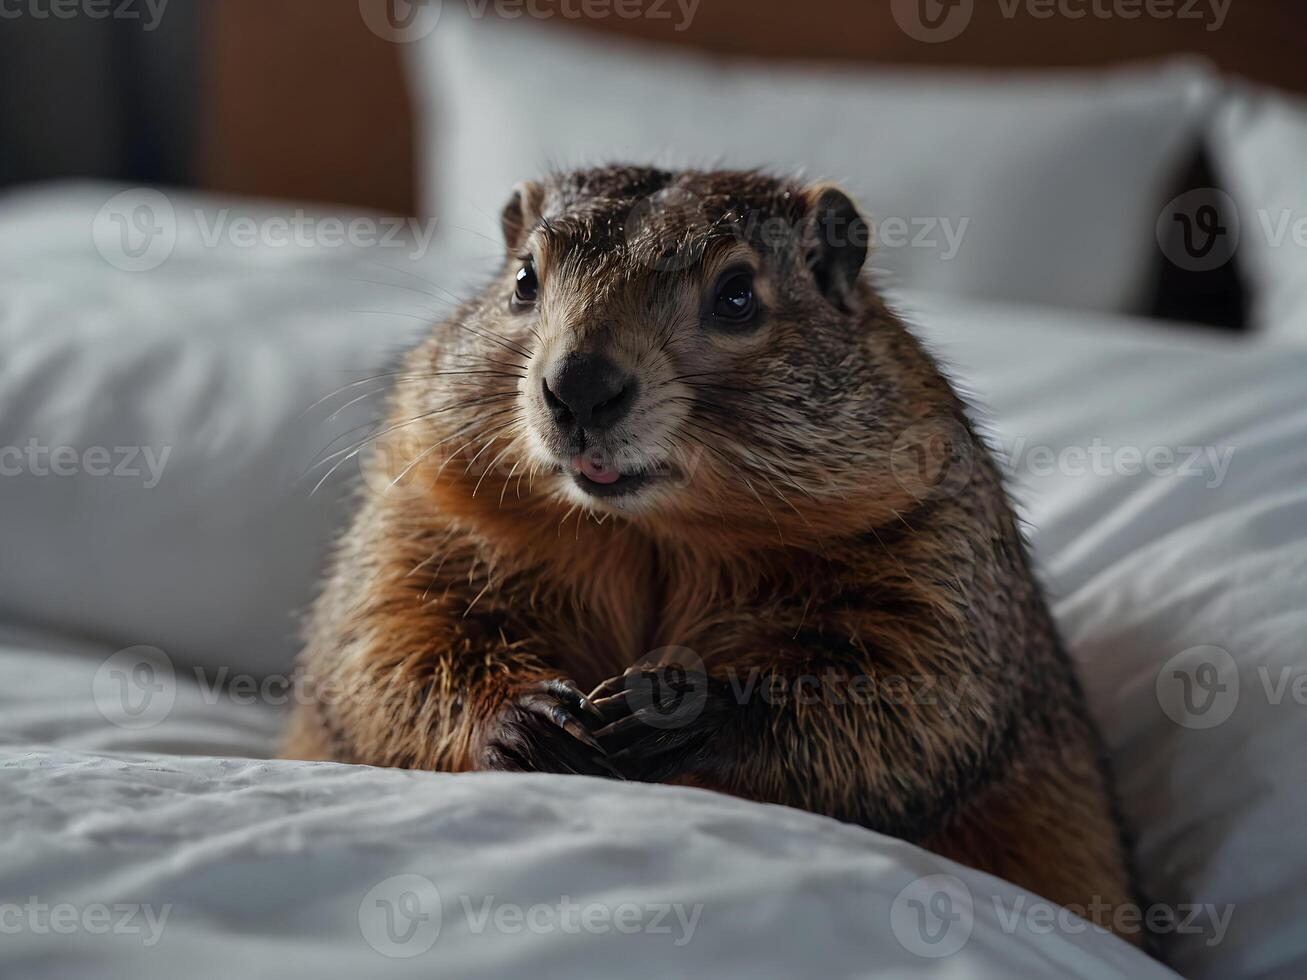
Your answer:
(3, 167), (1306, 978)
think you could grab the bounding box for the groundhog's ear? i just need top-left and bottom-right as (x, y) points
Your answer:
(501, 180), (545, 253)
(803, 184), (871, 313)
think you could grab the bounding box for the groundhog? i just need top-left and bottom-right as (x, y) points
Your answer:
(285, 166), (1140, 940)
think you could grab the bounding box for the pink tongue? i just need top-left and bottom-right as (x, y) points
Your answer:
(575, 455), (622, 485)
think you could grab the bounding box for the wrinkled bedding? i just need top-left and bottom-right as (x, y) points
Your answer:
(4, 185), (1307, 979)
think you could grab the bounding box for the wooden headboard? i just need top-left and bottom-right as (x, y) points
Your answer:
(198, 0), (1307, 216)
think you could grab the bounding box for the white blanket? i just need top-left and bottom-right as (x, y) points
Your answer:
(4, 184), (1306, 979)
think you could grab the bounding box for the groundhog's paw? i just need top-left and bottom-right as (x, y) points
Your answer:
(478, 679), (621, 778)
(587, 665), (734, 782)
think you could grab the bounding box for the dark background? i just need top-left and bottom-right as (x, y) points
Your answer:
(0, 4), (198, 190)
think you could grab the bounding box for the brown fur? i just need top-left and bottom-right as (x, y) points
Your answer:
(284, 166), (1140, 942)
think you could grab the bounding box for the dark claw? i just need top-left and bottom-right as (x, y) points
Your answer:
(589, 687), (635, 720)
(555, 679), (607, 724)
(586, 666), (647, 704)
(480, 679), (624, 779)
(527, 695), (606, 753)
(593, 707), (660, 741)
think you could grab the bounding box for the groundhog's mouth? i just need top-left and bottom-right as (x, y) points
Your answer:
(572, 470), (650, 498)
(569, 454), (677, 499)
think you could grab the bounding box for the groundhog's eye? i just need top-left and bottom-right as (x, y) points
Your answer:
(512, 260), (538, 309)
(711, 270), (758, 327)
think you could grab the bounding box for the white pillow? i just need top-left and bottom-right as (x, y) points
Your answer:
(1209, 86), (1307, 344)
(408, 10), (1214, 314)
(0, 183), (477, 680)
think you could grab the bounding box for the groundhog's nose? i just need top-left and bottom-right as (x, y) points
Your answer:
(542, 352), (636, 435)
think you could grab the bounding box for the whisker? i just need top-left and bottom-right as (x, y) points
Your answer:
(385, 413), (512, 493)
(357, 257), (477, 307)
(445, 319), (534, 360)
(379, 407), (524, 496)
(304, 366), (518, 422)
(499, 458), (523, 507)
(347, 275), (464, 310)
(299, 371), (418, 418)
(679, 416), (816, 505)
(305, 391), (518, 483)
(354, 309), (533, 361)
(473, 437), (521, 498)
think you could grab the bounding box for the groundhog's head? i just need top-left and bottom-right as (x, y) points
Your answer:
(412, 166), (957, 543)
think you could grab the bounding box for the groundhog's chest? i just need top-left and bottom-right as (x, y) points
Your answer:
(533, 556), (793, 687)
